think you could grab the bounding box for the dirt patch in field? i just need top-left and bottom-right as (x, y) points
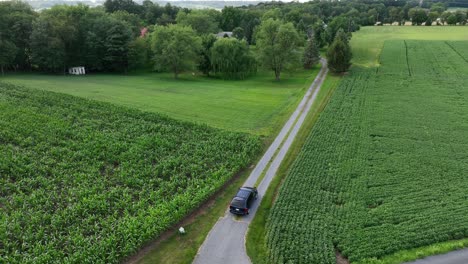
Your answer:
(336, 248), (350, 264)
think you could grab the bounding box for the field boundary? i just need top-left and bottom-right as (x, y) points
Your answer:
(404, 40), (412, 76)
(445, 41), (468, 64)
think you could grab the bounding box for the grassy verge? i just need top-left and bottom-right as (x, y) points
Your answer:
(356, 238), (468, 264)
(245, 73), (342, 264)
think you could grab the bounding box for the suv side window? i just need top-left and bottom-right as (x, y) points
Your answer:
(247, 192), (253, 206)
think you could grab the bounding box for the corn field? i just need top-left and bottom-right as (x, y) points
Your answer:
(266, 40), (468, 263)
(0, 84), (260, 263)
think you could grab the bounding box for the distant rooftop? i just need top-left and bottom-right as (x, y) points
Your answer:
(216, 31), (233, 38)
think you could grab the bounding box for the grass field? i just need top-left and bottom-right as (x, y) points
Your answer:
(0, 70), (317, 136)
(447, 7), (468, 12)
(265, 40), (468, 263)
(0, 83), (260, 263)
(351, 26), (468, 67)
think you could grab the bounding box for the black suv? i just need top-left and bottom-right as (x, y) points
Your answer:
(229, 187), (258, 215)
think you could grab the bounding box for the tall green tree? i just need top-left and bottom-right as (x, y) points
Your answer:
(239, 10), (261, 44)
(312, 22), (327, 48)
(29, 5), (95, 72)
(455, 10), (467, 25)
(447, 14), (458, 25)
(83, 14), (112, 71)
(211, 38), (256, 79)
(303, 34), (320, 69)
(104, 21), (133, 72)
(104, 0), (142, 15)
(232, 27), (244, 40)
(220, 6), (243, 31)
(151, 24), (201, 79)
(128, 37), (149, 71)
(30, 16), (66, 72)
(110, 10), (143, 38)
(325, 15), (357, 44)
(262, 8), (282, 21)
(0, 1), (36, 70)
(0, 37), (17, 75)
(198, 34), (217, 76)
(409, 8), (428, 25)
(255, 19), (301, 81)
(176, 10), (219, 35)
(81, 11), (134, 72)
(326, 28), (352, 73)
(388, 6), (404, 24)
(430, 3), (446, 14)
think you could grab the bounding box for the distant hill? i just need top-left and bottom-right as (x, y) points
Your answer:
(22, 0), (264, 10)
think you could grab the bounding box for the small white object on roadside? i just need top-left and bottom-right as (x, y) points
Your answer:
(179, 227), (185, 234)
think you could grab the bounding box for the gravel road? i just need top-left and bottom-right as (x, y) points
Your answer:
(404, 248), (468, 264)
(192, 59), (329, 264)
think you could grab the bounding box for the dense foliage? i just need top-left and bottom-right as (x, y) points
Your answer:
(2, 0), (466, 76)
(303, 31), (320, 69)
(255, 19), (301, 81)
(176, 9), (220, 35)
(266, 40), (468, 263)
(211, 38), (256, 79)
(150, 24), (202, 78)
(0, 83), (261, 263)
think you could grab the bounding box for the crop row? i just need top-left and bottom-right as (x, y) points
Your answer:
(0, 83), (261, 263)
(266, 40), (468, 263)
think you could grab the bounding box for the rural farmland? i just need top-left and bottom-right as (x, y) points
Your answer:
(0, 83), (260, 263)
(266, 40), (468, 263)
(3, 0), (468, 261)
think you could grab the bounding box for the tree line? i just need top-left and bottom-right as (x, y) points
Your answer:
(2, 0), (461, 78)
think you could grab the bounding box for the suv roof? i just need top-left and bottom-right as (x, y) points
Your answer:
(235, 189), (252, 199)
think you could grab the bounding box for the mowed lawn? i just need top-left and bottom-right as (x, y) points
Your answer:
(351, 26), (468, 67)
(0, 69), (318, 136)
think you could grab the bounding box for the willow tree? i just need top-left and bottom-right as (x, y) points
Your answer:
(211, 38), (256, 79)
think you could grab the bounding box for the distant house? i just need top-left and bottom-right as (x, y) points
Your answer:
(140, 27), (148, 38)
(216, 31), (233, 38)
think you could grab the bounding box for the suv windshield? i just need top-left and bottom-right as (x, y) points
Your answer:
(230, 197), (245, 208)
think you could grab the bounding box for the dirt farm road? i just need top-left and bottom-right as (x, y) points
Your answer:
(192, 59), (329, 264)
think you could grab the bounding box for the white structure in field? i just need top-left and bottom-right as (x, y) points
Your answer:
(69, 66), (86, 75)
(179, 227), (185, 234)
